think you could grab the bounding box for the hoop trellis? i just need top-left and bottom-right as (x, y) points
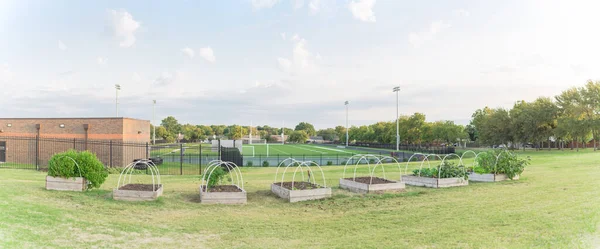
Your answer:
(342, 154), (404, 184)
(274, 158), (327, 189)
(117, 160), (162, 191)
(201, 160), (244, 192)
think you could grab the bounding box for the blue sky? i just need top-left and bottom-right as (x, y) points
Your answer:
(1, 0), (599, 129)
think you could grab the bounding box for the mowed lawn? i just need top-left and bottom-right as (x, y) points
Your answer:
(1, 150), (600, 248)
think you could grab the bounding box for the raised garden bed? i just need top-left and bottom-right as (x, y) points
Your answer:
(45, 176), (87, 191)
(271, 181), (332, 203)
(401, 175), (468, 188)
(199, 185), (247, 204)
(469, 172), (520, 182)
(113, 184), (163, 201)
(339, 177), (405, 194)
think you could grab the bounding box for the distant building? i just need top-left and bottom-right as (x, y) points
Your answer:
(307, 136), (324, 144)
(0, 117), (150, 167)
(270, 135), (288, 143)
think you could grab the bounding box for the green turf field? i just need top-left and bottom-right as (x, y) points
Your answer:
(1, 149), (599, 248)
(242, 144), (377, 156)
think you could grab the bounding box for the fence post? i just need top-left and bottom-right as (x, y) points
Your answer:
(109, 140), (113, 168)
(73, 138), (76, 150)
(180, 143), (183, 175)
(320, 154), (322, 165)
(199, 144), (202, 175)
(145, 142), (149, 159)
(35, 135), (39, 170)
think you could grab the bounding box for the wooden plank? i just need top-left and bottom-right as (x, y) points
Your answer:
(46, 176), (85, 191)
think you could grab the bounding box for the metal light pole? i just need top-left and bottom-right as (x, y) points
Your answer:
(345, 101), (349, 147)
(393, 86), (400, 151)
(152, 100), (156, 145)
(115, 84), (121, 117)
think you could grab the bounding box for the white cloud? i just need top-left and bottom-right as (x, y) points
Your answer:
(280, 32), (286, 40)
(97, 57), (108, 65)
(277, 58), (292, 73)
(0, 64), (12, 83)
(292, 0), (304, 9)
(199, 47), (216, 63)
(454, 9), (470, 17)
(108, 9), (141, 48)
(154, 72), (174, 86)
(132, 72), (142, 82)
(408, 20), (451, 48)
(277, 35), (320, 74)
(251, 0), (280, 10)
(58, 40), (67, 51)
(348, 0), (376, 22)
(181, 47), (195, 59)
(309, 0), (321, 14)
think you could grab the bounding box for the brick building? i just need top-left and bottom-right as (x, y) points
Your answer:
(0, 118), (150, 168)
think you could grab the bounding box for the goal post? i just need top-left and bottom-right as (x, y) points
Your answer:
(242, 145), (255, 157)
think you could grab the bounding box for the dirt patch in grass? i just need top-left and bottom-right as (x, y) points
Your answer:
(344, 177), (395, 184)
(118, 184), (162, 191)
(201, 185), (242, 192)
(273, 181), (321, 190)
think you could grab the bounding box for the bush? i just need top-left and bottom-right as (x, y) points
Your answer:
(326, 161), (333, 166)
(369, 159), (376, 164)
(48, 150), (108, 189)
(474, 150), (529, 179)
(262, 161), (269, 167)
(412, 162), (467, 179)
(246, 161), (253, 167)
(207, 167), (227, 187)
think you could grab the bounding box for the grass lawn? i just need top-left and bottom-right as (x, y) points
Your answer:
(1, 149), (599, 248)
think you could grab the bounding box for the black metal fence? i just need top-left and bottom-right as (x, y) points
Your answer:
(0, 136), (220, 175)
(349, 142), (456, 154)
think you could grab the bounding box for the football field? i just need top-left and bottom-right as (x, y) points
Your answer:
(241, 144), (373, 157)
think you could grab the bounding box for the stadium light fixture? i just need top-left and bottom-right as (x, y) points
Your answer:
(115, 84), (121, 117)
(345, 101), (349, 147)
(393, 86), (400, 151)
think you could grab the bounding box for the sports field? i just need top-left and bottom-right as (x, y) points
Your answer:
(242, 144), (374, 156)
(1, 149), (600, 248)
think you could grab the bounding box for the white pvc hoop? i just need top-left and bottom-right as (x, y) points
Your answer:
(200, 160), (244, 193)
(417, 154), (443, 177)
(116, 160), (162, 192)
(53, 155), (82, 178)
(341, 154), (404, 184)
(273, 158), (327, 189)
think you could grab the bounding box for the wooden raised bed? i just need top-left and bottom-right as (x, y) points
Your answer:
(469, 172), (520, 182)
(200, 185), (247, 204)
(402, 175), (468, 188)
(271, 182), (331, 203)
(113, 184), (163, 201)
(46, 176), (87, 191)
(339, 177), (405, 194)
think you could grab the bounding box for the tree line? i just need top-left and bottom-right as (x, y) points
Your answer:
(469, 80), (600, 151)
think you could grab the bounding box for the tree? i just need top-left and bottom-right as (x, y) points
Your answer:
(161, 116), (182, 137)
(334, 126), (346, 142)
(477, 108), (512, 146)
(182, 124), (205, 142)
(288, 130), (309, 143)
(294, 122), (317, 136)
(156, 126), (169, 140)
(317, 128), (337, 141)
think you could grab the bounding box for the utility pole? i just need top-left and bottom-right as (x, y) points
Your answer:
(115, 84), (121, 117)
(393, 86), (400, 151)
(152, 100), (156, 145)
(249, 121), (253, 145)
(345, 101), (349, 147)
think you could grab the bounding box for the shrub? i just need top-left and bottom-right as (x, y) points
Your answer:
(207, 167), (227, 187)
(326, 161), (333, 166)
(262, 161), (269, 167)
(474, 150), (529, 179)
(246, 161), (253, 167)
(369, 159), (376, 164)
(412, 162), (467, 179)
(48, 150), (108, 189)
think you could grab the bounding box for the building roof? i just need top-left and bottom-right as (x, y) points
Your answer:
(0, 117), (149, 121)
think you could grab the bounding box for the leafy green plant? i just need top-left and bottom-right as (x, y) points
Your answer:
(47, 150), (108, 190)
(326, 161), (333, 166)
(246, 161), (253, 167)
(262, 161), (269, 167)
(473, 150), (530, 179)
(412, 162), (467, 179)
(207, 166), (228, 187)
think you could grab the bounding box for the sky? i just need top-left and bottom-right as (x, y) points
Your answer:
(1, 0), (599, 129)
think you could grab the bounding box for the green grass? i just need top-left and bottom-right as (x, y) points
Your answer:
(242, 144), (383, 156)
(1, 149), (600, 248)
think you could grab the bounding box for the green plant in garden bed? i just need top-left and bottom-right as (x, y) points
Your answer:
(412, 162), (468, 179)
(473, 150), (530, 179)
(206, 166), (231, 188)
(47, 150), (108, 189)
